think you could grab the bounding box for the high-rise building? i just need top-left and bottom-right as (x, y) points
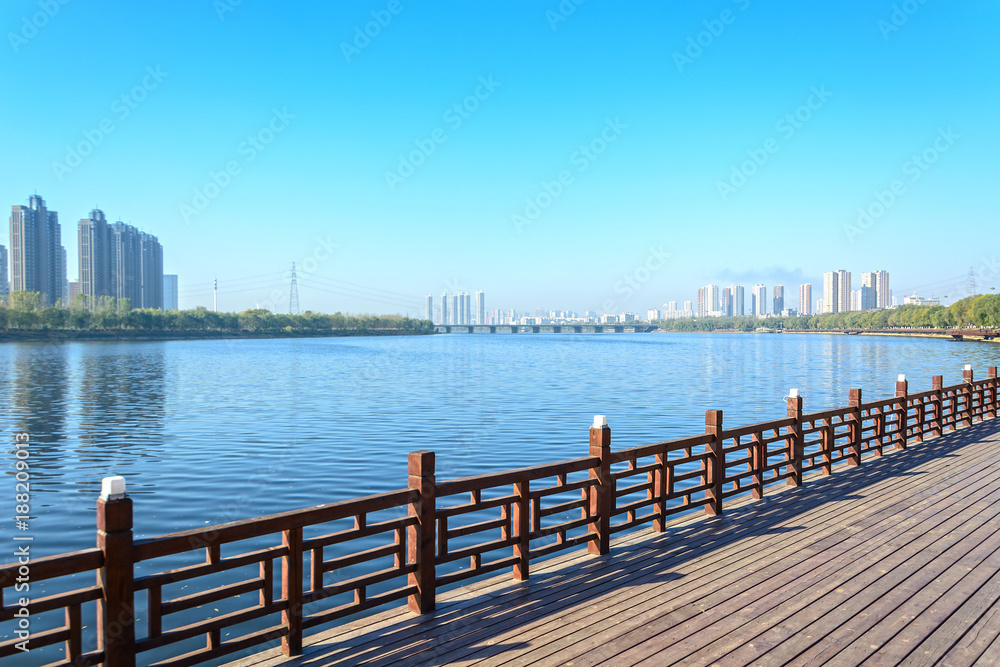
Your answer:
(464, 292), (472, 325)
(851, 289), (863, 311)
(837, 270), (851, 312)
(730, 285), (745, 316)
(752, 284), (766, 316)
(720, 287), (732, 316)
(440, 292), (448, 325)
(451, 293), (459, 325)
(79, 209), (113, 305)
(772, 285), (784, 315)
(647, 307), (660, 321)
(68, 281), (80, 304)
(697, 284), (719, 317)
(860, 273), (876, 310)
(163, 275), (178, 310)
(874, 270), (890, 309)
(139, 231), (163, 309)
(823, 272), (838, 314)
(475, 290), (485, 325)
(0, 245), (9, 297)
(799, 283), (812, 315)
(79, 212), (162, 309)
(424, 294), (433, 322)
(9, 194), (65, 306)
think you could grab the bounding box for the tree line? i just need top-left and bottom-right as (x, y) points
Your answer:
(0, 292), (434, 335)
(656, 295), (1000, 332)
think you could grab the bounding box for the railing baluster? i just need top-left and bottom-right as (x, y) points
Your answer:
(514, 481), (529, 580)
(786, 391), (804, 487)
(407, 450), (436, 614)
(752, 431), (764, 498)
(896, 375), (908, 450)
(97, 476), (136, 667)
(705, 410), (724, 516)
(588, 416), (612, 556)
(849, 388), (863, 466)
(932, 375), (943, 436)
(654, 451), (667, 531)
(281, 526), (303, 656)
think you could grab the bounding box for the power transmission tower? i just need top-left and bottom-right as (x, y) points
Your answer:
(289, 263), (300, 315)
(968, 266), (976, 297)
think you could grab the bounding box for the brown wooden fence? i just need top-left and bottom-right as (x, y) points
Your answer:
(1, 366), (997, 666)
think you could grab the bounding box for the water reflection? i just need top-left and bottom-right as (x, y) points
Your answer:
(77, 344), (167, 462)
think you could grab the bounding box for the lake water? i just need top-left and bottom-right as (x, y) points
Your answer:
(2, 331), (999, 557)
(3, 331), (1000, 664)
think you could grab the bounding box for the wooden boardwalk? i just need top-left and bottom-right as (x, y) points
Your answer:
(230, 420), (1000, 667)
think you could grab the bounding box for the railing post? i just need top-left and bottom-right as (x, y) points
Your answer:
(96, 476), (135, 667)
(407, 451), (436, 613)
(704, 410), (724, 516)
(963, 365), (974, 427)
(895, 375), (908, 450)
(932, 375), (944, 436)
(786, 390), (804, 486)
(281, 526), (303, 656)
(513, 481), (529, 580)
(588, 416), (611, 556)
(821, 418), (833, 475)
(990, 367), (998, 420)
(848, 388), (862, 466)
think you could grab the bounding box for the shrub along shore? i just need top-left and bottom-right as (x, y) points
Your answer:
(0, 292), (434, 341)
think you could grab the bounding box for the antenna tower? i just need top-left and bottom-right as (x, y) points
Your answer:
(968, 266), (976, 297)
(289, 263), (300, 315)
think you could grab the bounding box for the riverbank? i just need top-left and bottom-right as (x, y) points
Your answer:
(0, 328), (435, 343)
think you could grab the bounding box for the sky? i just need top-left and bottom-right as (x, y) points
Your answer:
(1, 0), (997, 316)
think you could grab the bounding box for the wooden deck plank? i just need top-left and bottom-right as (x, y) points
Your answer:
(657, 451), (1000, 666)
(537, 444), (1000, 667)
(220, 422), (1000, 667)
(391, 453), (1000, 667)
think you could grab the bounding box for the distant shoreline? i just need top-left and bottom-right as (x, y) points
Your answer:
(0, 329), (434, 343)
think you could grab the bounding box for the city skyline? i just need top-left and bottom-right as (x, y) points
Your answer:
(1, 2), (996, 314)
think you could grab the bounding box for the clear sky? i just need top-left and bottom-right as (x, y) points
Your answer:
(1, 0), (997, 315)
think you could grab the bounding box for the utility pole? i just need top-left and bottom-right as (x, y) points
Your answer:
(289, 263), (300, 315)
(213, 278), (218, 312)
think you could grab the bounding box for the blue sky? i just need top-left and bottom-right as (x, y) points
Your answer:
(1, 0), (997, 315)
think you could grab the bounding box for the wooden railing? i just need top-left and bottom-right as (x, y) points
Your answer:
(2, 366), (997, 666)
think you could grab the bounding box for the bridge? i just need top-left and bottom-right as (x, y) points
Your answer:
(947, 328), (1000, 341)
(434, 323), (659, 334)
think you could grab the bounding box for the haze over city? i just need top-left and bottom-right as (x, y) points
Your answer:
(1, 0), (997, 315)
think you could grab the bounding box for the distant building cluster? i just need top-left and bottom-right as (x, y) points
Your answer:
(4, 194), (171, 309)
(820, 270), (890, 314)
(689, 271), (893, 320)
(428, 291), (487, 325)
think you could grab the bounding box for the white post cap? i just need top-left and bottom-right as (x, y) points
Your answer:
(789, 388), (799, 398)
(101, 476), (127, 500)
(592, 415), (608, 428)
(898, 374), (906, 382)
(965, 364), (973, 371)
